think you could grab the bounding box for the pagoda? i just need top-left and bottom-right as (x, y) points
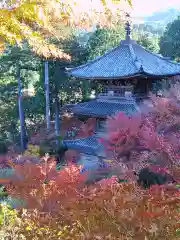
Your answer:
(60, 22), (180, 166)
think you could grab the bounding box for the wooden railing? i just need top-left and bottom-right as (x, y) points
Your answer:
(97, 85), (134, 98)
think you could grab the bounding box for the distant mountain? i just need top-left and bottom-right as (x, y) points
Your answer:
(144, 8), (180, 25)
(133, 7), (180, 36)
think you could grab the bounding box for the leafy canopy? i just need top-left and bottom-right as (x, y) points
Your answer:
(0, 0), (132, 58)
(85, 24), (160, 62)
(159, 17), (180, 61)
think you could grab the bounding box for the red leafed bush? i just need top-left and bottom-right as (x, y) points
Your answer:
(4, 162), (180, 239)
(66, 180), (180, 240)
(103, 84), (180, 182)
(2, 85), (180, 239)
(6, 159), (85, 213)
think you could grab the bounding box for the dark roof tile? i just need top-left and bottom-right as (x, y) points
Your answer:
(66, 40), (180, 79)
(72, 98), (138, 117)
(62, 136), (104, 156)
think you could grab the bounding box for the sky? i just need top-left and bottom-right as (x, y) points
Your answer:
(131, 0), (180, 16)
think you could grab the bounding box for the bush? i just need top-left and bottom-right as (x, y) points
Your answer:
(100, 84), (180, 184)
(0, 85), (180, 239)
(0, 161), (178, 239)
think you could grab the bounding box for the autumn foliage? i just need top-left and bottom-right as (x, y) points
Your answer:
(0, 0), (129, 58)
(102, 84), (180, 183)
(2, 161), (179, 239)
(0, 84), (180, 239)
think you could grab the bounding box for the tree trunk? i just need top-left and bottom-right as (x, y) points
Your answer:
(22, 111), (28, 150)
(17, 67), (25, 151)
(44, 61), (50, 130)
(54, 91), (60, 145)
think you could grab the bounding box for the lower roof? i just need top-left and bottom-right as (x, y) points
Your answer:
(71, 98), (139, 117)
(62, 136), (105, 157)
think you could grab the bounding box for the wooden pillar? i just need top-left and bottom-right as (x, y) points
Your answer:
(54, 91), (60, 145)
(82, 80), (89, 100)
(17, 67), (25, 151)
(44, 61), (50, 130)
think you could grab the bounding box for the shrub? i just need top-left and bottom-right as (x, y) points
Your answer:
(0, 161), (178, 239)
(1, 85), (180, 239)
(101, 84), (180, 184)
(6, 160), (85, 212)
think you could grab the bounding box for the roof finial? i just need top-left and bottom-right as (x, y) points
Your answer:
(125, 22), (131, 41)
(125, 13), (131, 41)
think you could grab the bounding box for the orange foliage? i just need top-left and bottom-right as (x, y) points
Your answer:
(6, 161), (85, 213)
(0, 0), (130, 58)
(4, 161), (180, 240)
(29, 117), (97, 145)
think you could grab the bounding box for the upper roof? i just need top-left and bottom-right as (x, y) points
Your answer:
(66, 24), (180, 80)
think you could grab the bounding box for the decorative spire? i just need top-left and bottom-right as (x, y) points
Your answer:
(125, 22), (131, 41)
(125, 13), (131, 41)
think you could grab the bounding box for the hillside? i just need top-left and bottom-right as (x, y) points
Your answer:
(144, 8), (180, 25)
(133, 7), (180, 36)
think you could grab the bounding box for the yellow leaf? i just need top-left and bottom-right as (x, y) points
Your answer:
(25, 226), (32, 231)
(0, 0), (132, 58)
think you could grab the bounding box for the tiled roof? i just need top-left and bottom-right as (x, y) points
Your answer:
(62, 136), (105, 156)
(62, 98), (139, 152)
(71, 98), (138, 117)
(66, 39), (180, 79)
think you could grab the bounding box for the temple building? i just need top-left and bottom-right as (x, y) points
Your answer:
(61, 22), (180, 166)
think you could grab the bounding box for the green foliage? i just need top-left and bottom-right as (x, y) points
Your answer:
(136, 33), (160, 53)
(39, 141), (57, 156)
(133, 23), (165, 36)
(0, 33), (88, 144)
(85, 24), (160, 63)
(0, 76), (19, 142)
(85, 25), (125, 60)
(0, 22), (165, 146)
(160, 17), (180, 60)
(0, 45), (42, 143)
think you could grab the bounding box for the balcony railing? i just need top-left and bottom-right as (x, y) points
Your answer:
(97, 85), (134, 99)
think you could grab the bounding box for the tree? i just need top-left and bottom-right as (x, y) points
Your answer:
(85, 24), (160, 62)
(0, 32), (88, 145)
(0, 0), (132, 146)
(136, 33), (159, 53)
(159, 17), (180, 61)
(85, 24), (125, 61)
(133, 23), (165, 36)
(0, 75), (19, 142)
(0, 45), (41, 144)
(0, 0), (131, 58)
